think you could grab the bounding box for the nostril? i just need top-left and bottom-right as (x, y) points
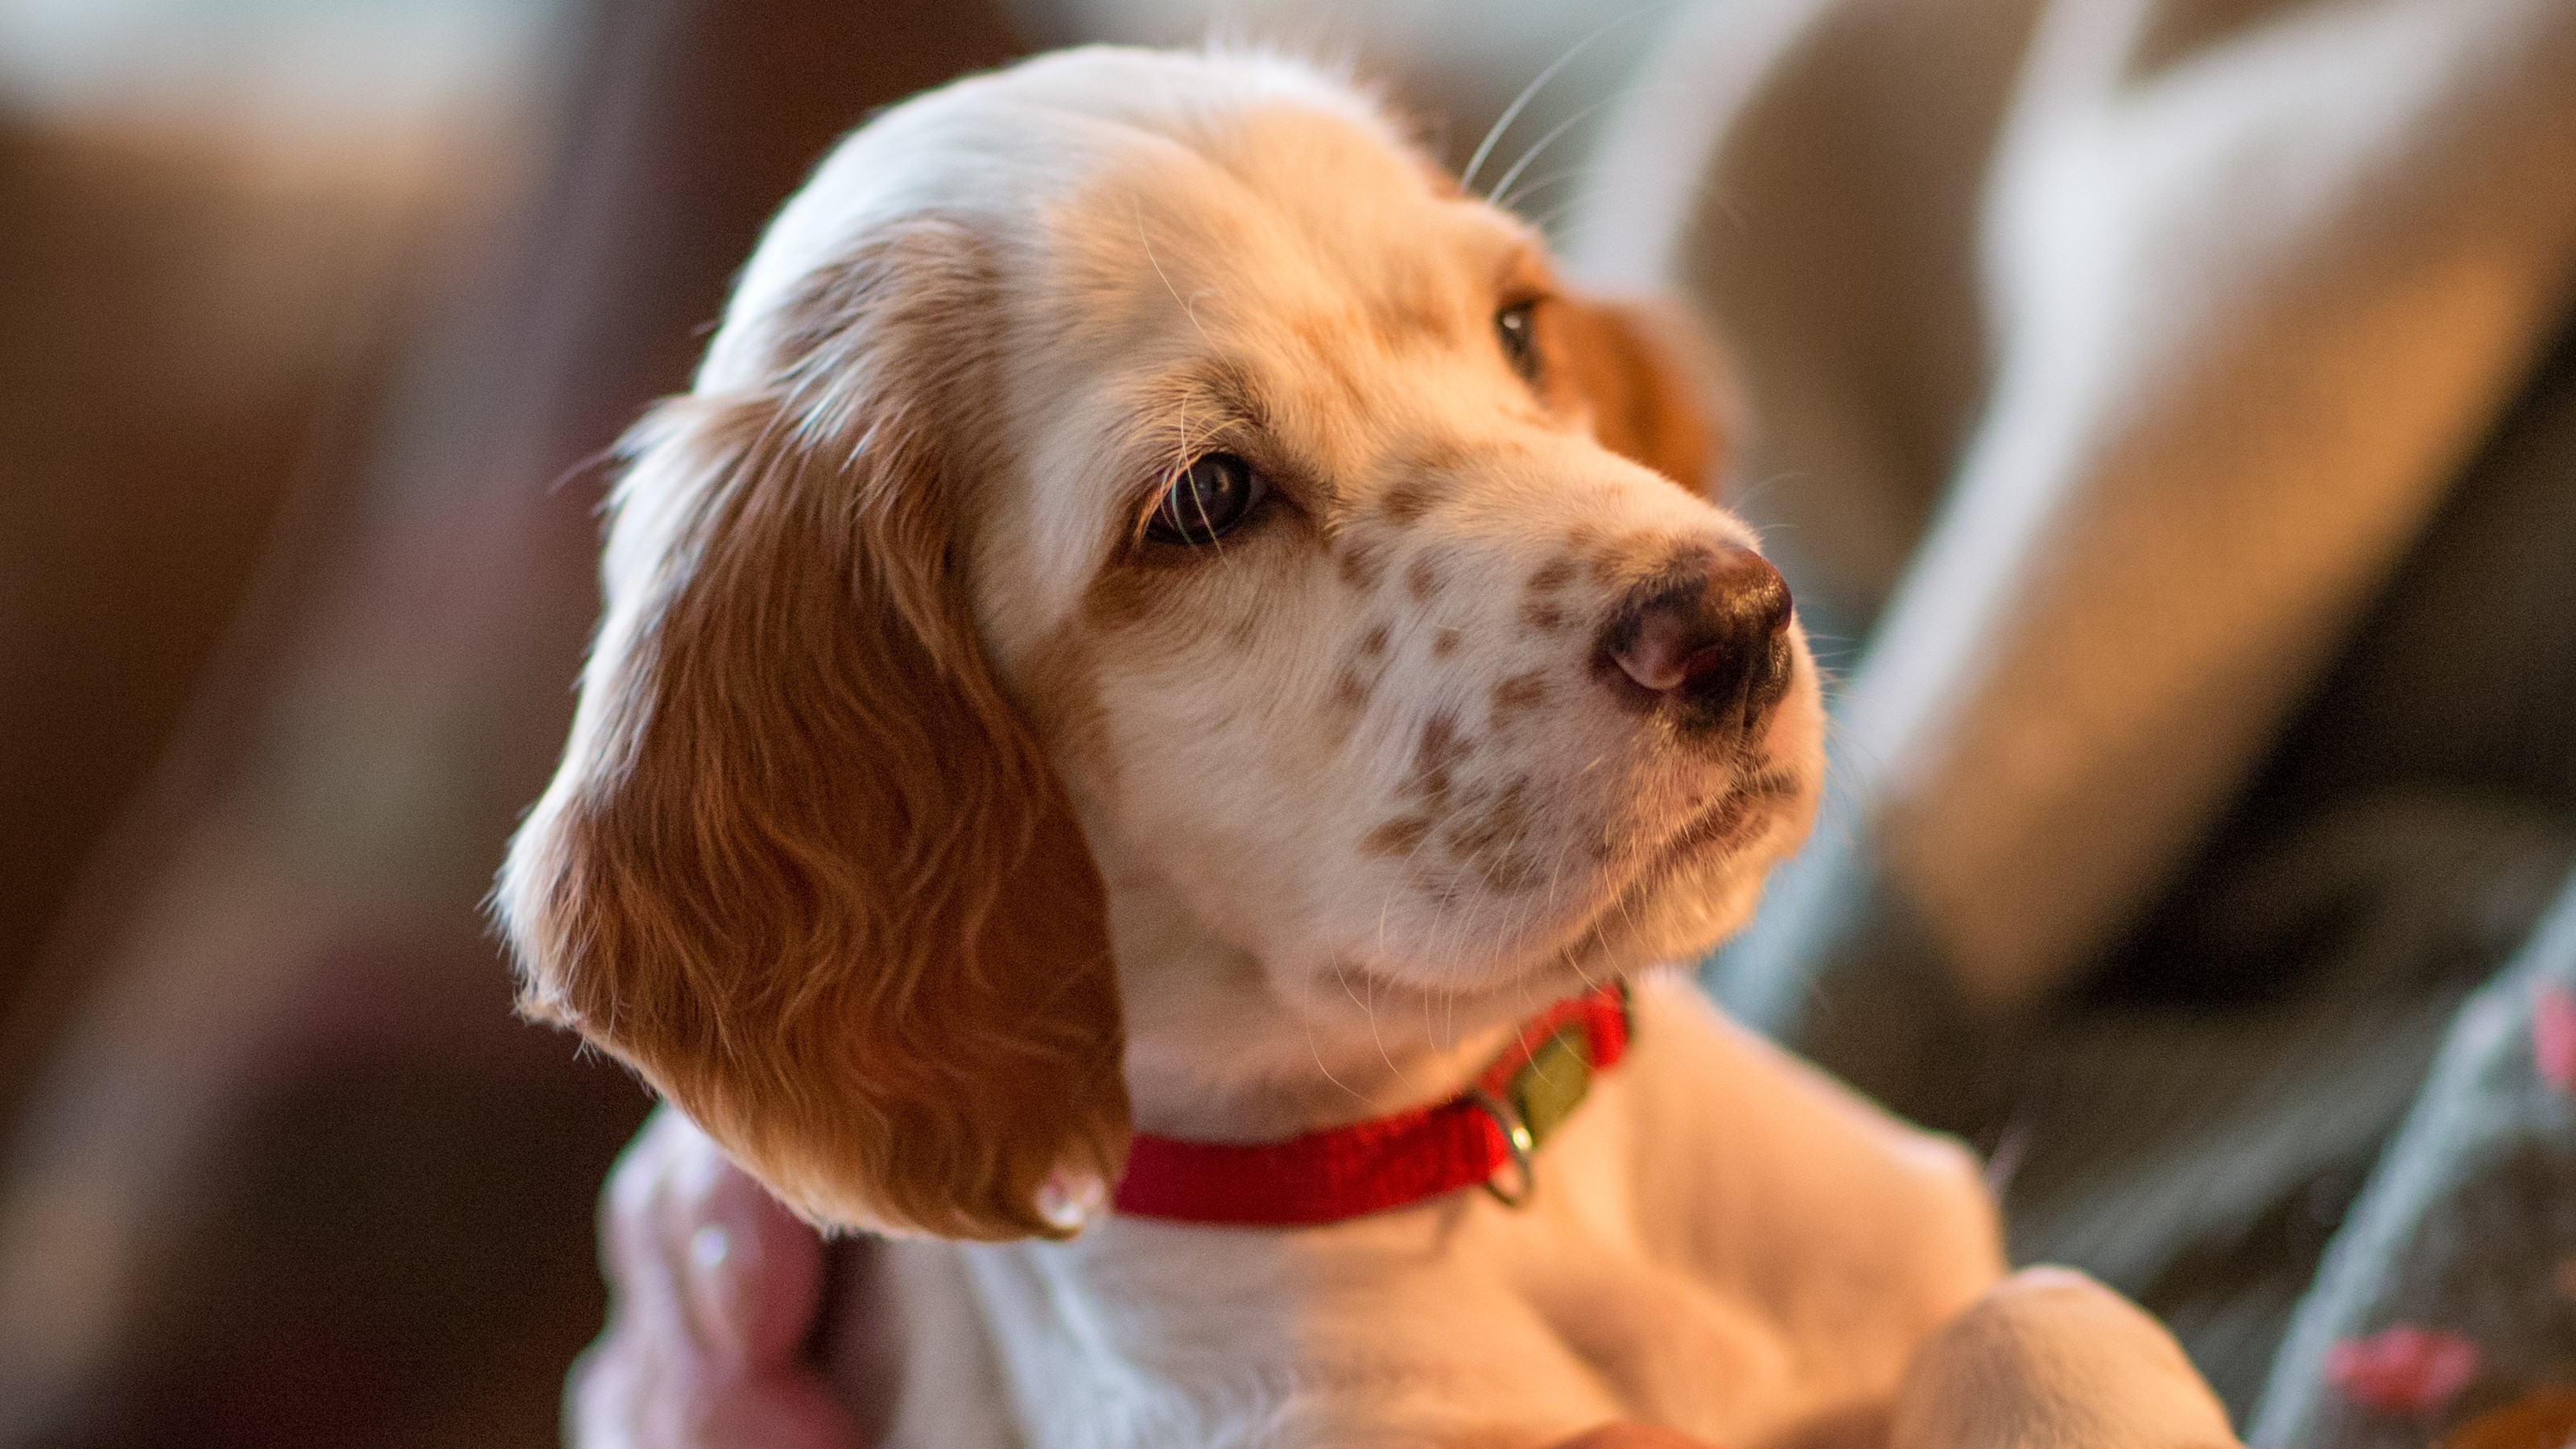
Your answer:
(1612, 605), (1701, 692)
(1674, 642), (1736, 691)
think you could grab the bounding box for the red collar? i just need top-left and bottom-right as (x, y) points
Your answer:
(1111, 982), (1633, 1228)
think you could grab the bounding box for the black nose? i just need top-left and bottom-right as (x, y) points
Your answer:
(1594, 545), (1794, 734)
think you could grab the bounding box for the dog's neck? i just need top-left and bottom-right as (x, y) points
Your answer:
(1084, 829), (1524, 1145)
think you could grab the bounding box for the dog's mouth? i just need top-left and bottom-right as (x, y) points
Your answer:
(1543, 762), (1806, 964)
(1649, 764), (1804, 869)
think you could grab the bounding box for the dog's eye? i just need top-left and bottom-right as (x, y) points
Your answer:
(1146, 452), (1265, 546)
(1496, 299), (1542, 384)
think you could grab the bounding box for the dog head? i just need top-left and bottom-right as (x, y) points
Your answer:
(496, 47), (1821, 1240)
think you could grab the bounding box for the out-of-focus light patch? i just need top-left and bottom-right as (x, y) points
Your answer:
(0, 0), (561, 164)
(1020, 0), (1665, 81)
(1009, 0), (1680, 229)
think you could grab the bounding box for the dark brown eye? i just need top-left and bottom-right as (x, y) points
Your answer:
(1496, 299), (1541, 383)
(1146, 452), (1265, 546)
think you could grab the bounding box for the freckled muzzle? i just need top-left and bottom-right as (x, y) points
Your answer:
(1592, 545), (1794, 739)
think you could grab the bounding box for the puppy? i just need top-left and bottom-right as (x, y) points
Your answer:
(498, 46), (2240, 1448)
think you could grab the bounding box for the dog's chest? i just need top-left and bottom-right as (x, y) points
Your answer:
(893, 1211), (1809, 1449)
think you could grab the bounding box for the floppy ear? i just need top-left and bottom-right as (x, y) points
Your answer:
(496, 227), (1128, 1241)
(1547, 292), (1735, 497)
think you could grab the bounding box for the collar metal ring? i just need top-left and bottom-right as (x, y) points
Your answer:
(1468, 1089), (1537, 1208)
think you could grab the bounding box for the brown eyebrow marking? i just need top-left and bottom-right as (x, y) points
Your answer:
(1154, 354), (1270, 432)
(1135, 354), (1367, 528)
(1134, 353), (1300, 489)
(1494, 242), (1556, 302)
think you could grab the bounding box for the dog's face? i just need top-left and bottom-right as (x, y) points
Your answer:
(498, 48), (1820, 1241)
(979, 104), (1819, 1031)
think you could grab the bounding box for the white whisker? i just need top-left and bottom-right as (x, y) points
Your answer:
(1484, 94), (1625, 207)
(1301, 1001), (1367, 1106)
(1492, 164), (1587, 217)
(1458, 6), (1662, 194)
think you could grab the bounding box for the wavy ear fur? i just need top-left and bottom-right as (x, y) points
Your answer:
(497, 222), (1128, 1241)
(1549, 292), (1734, 497)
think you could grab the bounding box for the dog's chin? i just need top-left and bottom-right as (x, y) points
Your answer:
(1337, 776), (1811, 1015)
(1563, 843), (1773, 976)
(1533, 764), (1809, 956)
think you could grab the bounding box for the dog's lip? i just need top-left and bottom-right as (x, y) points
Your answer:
(1650, 765), (1802, 868)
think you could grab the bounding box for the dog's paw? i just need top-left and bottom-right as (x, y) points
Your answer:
(1888, 1268), (2239, 1449)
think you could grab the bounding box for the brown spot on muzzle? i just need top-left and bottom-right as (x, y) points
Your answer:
(1585, 530), (1670, 587)
(1362, 815), (1433, 857)
(1377, 474), (1451, 525)
(1409, 710), (1470, 803)
(1406, 555), (1441, 603)
(1332, 667), (1372, 711)
(1443, 777), (1530, 856)
(1488, 669), (1549, 728)
(1520, 550), (1583, 634)
(1440, 776), (1542, 893)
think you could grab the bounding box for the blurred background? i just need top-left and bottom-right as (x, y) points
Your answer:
(1, 1), (2570, 1446)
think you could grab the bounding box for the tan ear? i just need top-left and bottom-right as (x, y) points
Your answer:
(496, 229), (1128, 1241)
(1546, 293), (1735, 497)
